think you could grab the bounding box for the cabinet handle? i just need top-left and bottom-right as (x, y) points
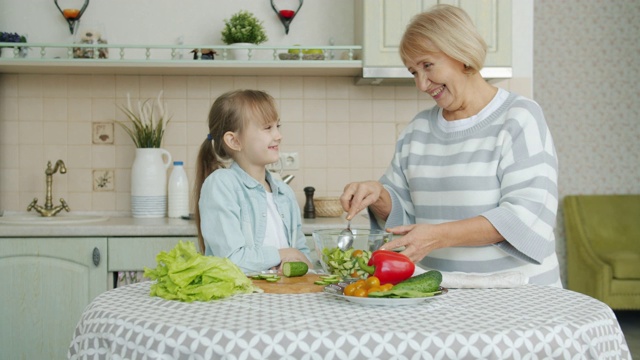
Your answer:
(92, 247), (100, 266)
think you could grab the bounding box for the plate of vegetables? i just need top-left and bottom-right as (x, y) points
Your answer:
(324, 269), (446, 306)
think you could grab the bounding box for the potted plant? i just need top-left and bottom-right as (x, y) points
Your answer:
(115, 91), (173, 218)
(0, 32), (28, 58)
(221, 10), (268, 45)
(221, 10), (268, 60)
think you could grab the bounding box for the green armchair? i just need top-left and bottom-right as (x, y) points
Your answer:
(564, 194), (640, 310)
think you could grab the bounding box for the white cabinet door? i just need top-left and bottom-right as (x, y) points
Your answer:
(0, 237), (107, 360)
(358, 0), (511, 67)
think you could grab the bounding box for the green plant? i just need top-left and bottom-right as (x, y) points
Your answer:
(116, 92), (171, 148)
(221, 10), (268, 45)
(0, 31), (27, 49)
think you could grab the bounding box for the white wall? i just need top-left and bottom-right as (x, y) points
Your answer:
(0, 0), (355, 47)
(511, 0), (533, 96)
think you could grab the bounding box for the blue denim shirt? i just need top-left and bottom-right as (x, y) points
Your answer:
(199, 162), (310, 273)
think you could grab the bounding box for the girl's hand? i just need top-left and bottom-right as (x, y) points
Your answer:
(277, 248), (313, 271)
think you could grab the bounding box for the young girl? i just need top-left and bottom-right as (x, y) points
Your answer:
(194, 89), (312, 274)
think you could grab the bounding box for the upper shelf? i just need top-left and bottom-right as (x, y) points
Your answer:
(0, 43), (363, 77)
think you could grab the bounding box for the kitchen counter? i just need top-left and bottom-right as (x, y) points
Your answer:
(0, 212), (369, 237)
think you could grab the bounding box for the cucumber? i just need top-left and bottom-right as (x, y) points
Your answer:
(282, 262), (309, 277)
(393, 270), (443, 293)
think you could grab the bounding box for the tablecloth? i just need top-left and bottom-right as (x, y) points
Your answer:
(68, 282), (631, 359)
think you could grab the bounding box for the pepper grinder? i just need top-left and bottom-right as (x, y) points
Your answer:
(303, 186), (316, 219)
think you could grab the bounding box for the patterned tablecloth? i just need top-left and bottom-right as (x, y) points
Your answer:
(68, 282), (631, 360)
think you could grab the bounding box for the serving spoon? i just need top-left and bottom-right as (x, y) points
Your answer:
(337, 220), (354, 251)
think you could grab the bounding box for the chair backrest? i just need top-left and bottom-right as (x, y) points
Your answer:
(564, 195), (640, 253)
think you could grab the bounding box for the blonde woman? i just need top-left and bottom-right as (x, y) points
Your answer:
(341, 5), (561, 287)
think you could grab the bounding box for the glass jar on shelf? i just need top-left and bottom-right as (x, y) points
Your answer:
(73, 23), (108, 59)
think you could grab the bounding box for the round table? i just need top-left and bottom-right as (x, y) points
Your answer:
(68, 282), (631, 359)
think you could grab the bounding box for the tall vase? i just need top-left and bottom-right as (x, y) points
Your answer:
(130, 148), (172, 218)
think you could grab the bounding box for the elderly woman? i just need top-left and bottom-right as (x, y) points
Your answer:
(341, 5), (561, 286)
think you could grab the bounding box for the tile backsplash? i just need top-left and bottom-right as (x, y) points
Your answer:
(0, 73), (522, 213)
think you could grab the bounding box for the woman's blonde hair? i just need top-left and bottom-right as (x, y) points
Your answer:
(399, 4), (487, 74)
(194, 89), (278, 253)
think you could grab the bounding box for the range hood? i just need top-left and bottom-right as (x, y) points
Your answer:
(355, 66), (513, 86)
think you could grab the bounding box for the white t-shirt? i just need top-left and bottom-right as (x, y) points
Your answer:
(437, 88), (509, 132)
(263, 192), (289, 249)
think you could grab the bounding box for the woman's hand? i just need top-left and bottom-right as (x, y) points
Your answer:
(277, 248), (313, 272)
(379, 224), (442, 263)
(340, 181), (391, 220)
(379, 217), (504, 263)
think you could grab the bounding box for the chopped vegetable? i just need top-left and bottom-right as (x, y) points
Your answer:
(321, 247), (371, 278)
(143, 241), (259, 302)
(367, 289), (442, 298)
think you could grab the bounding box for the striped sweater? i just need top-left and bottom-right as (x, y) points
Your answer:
(376, 92), (561, 286)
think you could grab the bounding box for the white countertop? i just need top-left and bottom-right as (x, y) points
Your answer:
(0, 212), (369, 238)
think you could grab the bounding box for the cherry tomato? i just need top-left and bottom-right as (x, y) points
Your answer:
(351, 249), (363, 258)
(365, 276), (380, 289)
(366, 286), (382, 295)
(353, 288), (368, 297)
(350, 271), (359, 278)
(343, 283), (358, 296)
(353, 279), (366, 290)
(380, 283), (394, 291)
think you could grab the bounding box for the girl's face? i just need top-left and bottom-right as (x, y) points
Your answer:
(236, 113), (282, 169)
(404, 41), (471, 118)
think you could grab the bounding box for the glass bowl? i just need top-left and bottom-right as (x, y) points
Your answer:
(312, 228), (392, 277)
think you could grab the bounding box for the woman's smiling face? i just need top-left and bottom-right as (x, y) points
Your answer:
(405, 40), (471, 116)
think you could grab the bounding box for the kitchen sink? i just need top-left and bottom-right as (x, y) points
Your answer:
(0, 214), (109, 225)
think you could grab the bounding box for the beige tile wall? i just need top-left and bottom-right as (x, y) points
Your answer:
(0, 73), (520, 213)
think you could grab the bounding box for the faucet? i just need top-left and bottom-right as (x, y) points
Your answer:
(282, 174), (294, 184)
(27, 160), (70, 217)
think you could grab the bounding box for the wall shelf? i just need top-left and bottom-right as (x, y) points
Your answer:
(0, 43), (363, 77)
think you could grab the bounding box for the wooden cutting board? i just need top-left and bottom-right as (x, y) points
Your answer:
(251, 274), (325, 294)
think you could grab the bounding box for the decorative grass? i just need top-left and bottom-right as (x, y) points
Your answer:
(116, 92), (171, 148)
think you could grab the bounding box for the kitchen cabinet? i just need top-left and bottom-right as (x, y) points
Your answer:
(108, 236), (197, 287)
(0, 237), (107, 360)
(357, 0), (512, 67)
(355, 0), (512, 83)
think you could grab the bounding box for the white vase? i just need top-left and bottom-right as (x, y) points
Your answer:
(228, 43), (253, 60)
(1, 48), (15, 58)
(2, 47), (28, 58)
(130, 148), (172, 218)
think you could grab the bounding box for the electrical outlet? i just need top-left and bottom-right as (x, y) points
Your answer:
(267, 152), (299, 171)
(280, 152), (299, 170)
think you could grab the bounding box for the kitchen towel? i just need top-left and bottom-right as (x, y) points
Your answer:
(413, 267), (528, 288)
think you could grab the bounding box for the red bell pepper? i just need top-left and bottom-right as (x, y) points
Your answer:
(356, 250), (415, 285)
